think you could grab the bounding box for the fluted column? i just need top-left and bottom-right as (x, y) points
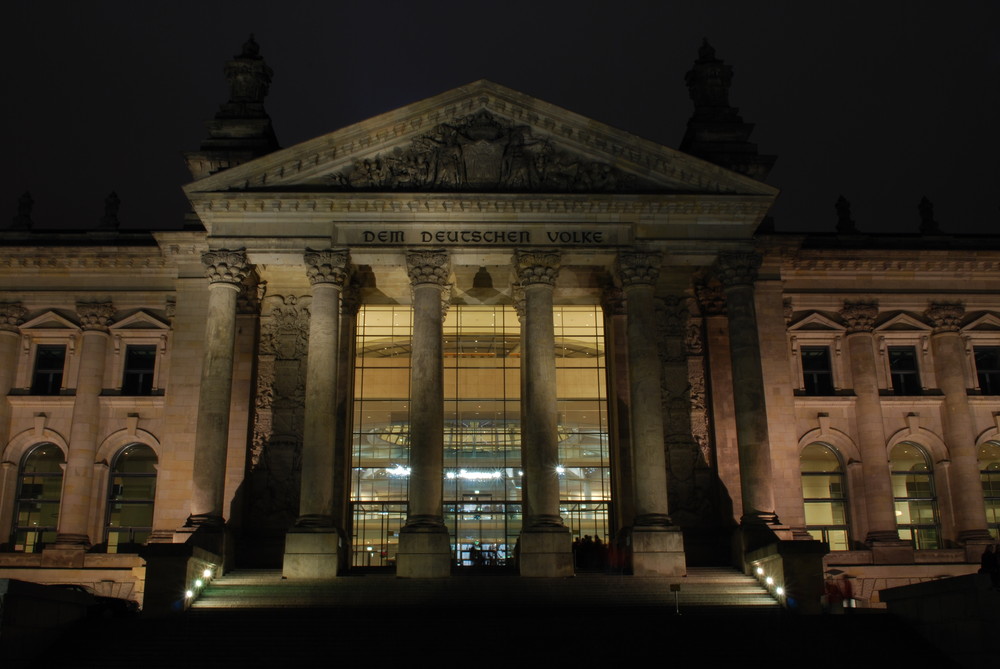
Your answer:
(396, 250), (451, 578)
(189, 250), (248, 527)
(54, 302), (115, 548)
(840, 301), (900, 544)
(717, 252), (778, 525)
(926, 303), (992, 543)
(0, 303), (26, 545)
(617, 252), (686, 576)
(513, 250), (572, 576)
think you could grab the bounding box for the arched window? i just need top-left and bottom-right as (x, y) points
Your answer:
(800, 443), (850, 550)
(12, 444), (64, 552)
(890, 442), (939, 549)
(105, 444), (157, 553)
(980, 441), (1000, 539)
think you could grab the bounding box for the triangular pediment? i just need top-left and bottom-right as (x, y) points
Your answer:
(108, 310), (169, 331)
(20, 310), (79, 330)
(963, 313), (1000, 331)
(875, 312), (932, 332)
(788, 312), (845, 332)
(185, 80), (777, 198)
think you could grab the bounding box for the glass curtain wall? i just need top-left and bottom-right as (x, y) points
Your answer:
(350, 304), (610, 569)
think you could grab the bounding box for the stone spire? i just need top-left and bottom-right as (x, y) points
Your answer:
(680, 39), (776, 181)
(185, 35), (280, 180)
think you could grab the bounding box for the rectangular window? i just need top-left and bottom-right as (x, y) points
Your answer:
(121, 345), (156, 395)
(801, 346), (835, 395)
(975, 346), (1000, 395)
(31, 345), (66, 395)
(888, 346), (922, 395)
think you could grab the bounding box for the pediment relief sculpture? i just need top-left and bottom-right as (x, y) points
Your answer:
(327, 110), (645, 193)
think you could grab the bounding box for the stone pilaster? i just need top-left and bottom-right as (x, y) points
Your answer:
(396, 250), (451, 578)
(840, 301), (903, 548)
(513, 250), (573, 577)
(717, 252), (778, 527)
(54, 302), (115, 548)
(925, 303), (993, 545)
(189, 250), (248, 529)
(0, 303), (26, 544)
(283, 250), (350, 578)
(617, 252), (685, 576)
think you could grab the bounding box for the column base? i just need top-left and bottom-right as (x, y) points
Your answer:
(868, 539), (915, 564)
(396, 527), (451, 578)
(282, 528), (341, 579)
(962, 537), (995, 563)
(519, 527), (573, 577)
(630, 526), (686, 577)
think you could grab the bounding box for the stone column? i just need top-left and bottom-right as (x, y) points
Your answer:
(840, 302), (901, 547)
(396, 250), (452, 578)
(189, 250), (248, 528)
(333, 280), (361, 538)
(283, 250), (350, 578)
(601, 287), (634, 536)
(926, 303), (993, 547)
(513, 250), (573, 577)
(54, 302), (115, 549)
(617, 252), (685, 576)
(716, 252), (778, 527)
(0, 305), (26, 544)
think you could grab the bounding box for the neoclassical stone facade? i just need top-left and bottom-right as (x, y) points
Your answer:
(1, 40), (997, 608)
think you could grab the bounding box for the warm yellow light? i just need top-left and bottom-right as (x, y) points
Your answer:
(775, 587), (785, 596)
(755, 566), (764, 575)
(184, 590), (194, 598)
(765, 576), (774, 585)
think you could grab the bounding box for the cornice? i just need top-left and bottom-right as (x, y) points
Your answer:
(789, 256), (1000, 273)
(0, 251), (170, 270)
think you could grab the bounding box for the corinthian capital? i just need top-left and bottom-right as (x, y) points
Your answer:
(926, 302), (964, 333)
(716, 252), (762, 288)
(202, 249), (250, 286)
(840, 301), (879, 333)
(304, 249), (351, 287)
(695, 283), (726, 316)
(513, 249), (561, 287)
(406, 249), (450, 287)
(77, 302), (115, 331)
(0, 302), (27, 333)
(616, 251), (661, 288)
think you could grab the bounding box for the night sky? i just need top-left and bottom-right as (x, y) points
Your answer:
(3, 1), (997, 234)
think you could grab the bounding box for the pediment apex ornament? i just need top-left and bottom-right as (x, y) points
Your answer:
(716, 252), (761, 288)
(406, 249), (451, 287)
(304, 249), (351, 287)
(513, 249), (561, 287)
(840, 301), (879, 334)
(77, 302), (115, 331)
(616, 251), (661, 288)
(333, 109), (639, 193)
(926, 302), (964, 333)
(0, 302), (27, 332)
(203, 249), (250, 286)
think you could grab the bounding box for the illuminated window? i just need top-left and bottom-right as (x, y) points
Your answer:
(105, 444), (157, 552)
(980, 442), (1000, 539)
(801, 347), (835, 396)
(975, 347), (1000, 395)
(12, 444), (64, 552)
(121, 345), (156, 395)
(891, 443), (939, 549)
(800, 443), (850, 550)
(30, 345), (66, 395)
(888, 347), (921, 395)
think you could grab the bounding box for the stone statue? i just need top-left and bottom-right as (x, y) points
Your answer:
(835, 195), (857, 234)
(918, 196), (940, 234)
(100, 191), (120, 229)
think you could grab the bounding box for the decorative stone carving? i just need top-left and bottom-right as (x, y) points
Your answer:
(716, 252), (761, 288)
(76, 302), (115, 331)
(226, 35), (272, 103)
(513, 249), (561, 287)
(685, 316), (704, 356)
(341, 278), (362, 317)
(304, 249), (351, 287)
(783, 298), (793, 324)
(926, 302), (964, 333)
(237, 275), (264, 314)
(600, 284), (626, 317)
(617, 251), (661, 288)
(259, 295), (310, 360)
(164, 299), (176, 322)
(331, 109), (639, 193)
(840, 301), (879, 333)
(0, 302), (27, 332)
(203, 249), (250, 286)
(406, 250), (451, 287)
(695, 282), (726, 316)
(511, 284), (525, 323)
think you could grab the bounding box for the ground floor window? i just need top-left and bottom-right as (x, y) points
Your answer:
(12, 444), (64, 552)
(800, 443), (850, 550)
(891, 442), (940, 549)
(105, 443), (157, 552)
(981, 441), (1000, 539)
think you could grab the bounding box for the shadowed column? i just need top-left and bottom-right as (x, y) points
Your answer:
(0, 303), (26, 544)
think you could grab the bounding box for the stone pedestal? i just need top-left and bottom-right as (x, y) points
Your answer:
(631, 527), (686, 577)
(396, 528), (451, 578)
(871, 541), (916, 564)
(282, 529), (341, 579)
(519, 529), (573, 577)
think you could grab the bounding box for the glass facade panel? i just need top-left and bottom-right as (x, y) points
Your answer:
(350, 304), (610, 567)
(12, 444), (64, 552)
(106, 444), (157, 552)
(980, 441), (1000, 538)
(800, 443), (850, 550)
(891, 442), (940, 549)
